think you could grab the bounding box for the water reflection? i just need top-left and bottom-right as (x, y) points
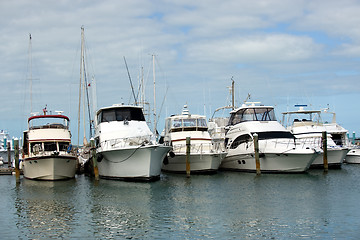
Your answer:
(3, 165), (360, 239)
(14, 179), (78, 239)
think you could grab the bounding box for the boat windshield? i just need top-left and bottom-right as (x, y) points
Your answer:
(99, 107), (145, 123)
(169, 118), (208, 132)
(229, 107), (276, 125)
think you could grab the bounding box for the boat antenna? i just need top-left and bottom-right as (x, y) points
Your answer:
(123, 56), (138, 105)
(231, 76), (235, 110)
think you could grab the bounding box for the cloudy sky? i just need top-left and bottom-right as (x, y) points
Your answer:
(1, 0), (360, 141)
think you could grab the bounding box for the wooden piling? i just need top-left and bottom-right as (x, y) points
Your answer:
(186, 137), (191, 177)
(253, 133), (261, 175)
(90, 139), (99, 180)
(14, 139), (20, 182)
(322, 131), (328, 172)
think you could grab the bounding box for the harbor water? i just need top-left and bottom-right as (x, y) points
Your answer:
(1, 164), (360, 239)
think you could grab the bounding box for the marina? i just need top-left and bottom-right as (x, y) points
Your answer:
(1, 164), (360, 239)
(1, 2), (360, 239)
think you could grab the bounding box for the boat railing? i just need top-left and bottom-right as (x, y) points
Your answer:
(171, 142), (222, 154)
(257, 138), (316, 151)
(99, 135), (154, 150)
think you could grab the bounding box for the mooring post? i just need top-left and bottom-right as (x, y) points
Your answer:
(253, 133), (261, 175)
(7, 141), (11, 168)
(186, 137), (191, 177)
(322, 131), (328, 172)
(14, 139), (20, 182)
(90, 139), (99, 181)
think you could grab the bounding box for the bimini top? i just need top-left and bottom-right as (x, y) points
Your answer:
(96, 104), (145, 123)
(282, 105), (321, 115)
(28, 114), (70, 130)
(28, 114), (69, 123)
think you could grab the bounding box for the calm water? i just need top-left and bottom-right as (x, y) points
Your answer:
(1, 165), (360, 239)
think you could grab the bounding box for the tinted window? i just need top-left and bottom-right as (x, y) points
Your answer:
(253, 131), (294, 140)
(44, 142), (57, 151)
(230, 134), (252, 149)
(100, 107), (145, 122)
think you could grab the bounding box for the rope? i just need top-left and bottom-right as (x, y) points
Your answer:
(102, 142), (146, 163)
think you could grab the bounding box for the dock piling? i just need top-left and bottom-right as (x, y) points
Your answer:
(90, 139), (99, 181)
(253, 133), (261, 175)
(322, 131), (328, 172)
(186, 137), (191, 177)
(14, 139), (20, 182)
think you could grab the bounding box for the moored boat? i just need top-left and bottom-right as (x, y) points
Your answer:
(221, 102), (317, 173)
(161, 105), (227, 173)
(94, 104), (170, 181)
(282, 105), (349, 169)
(22, 112), (77, 180)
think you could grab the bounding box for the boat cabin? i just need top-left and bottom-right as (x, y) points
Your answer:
(23, 114), (72, 157)
(97, 106), (145, 123)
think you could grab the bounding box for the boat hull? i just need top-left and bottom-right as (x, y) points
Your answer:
(23, 156), (77, 180)
(310, 148), (348, 169)
(221, 150), (317, 173)
(161, 152), (226, 173)
(97, 145), (170, 181)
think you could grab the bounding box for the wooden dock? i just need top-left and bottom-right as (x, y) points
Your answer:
(0, 168), (23, 175)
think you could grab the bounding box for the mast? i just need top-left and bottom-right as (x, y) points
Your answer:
(231, 77), (235, 110)
(152, 54), (157, 136)
(28, 33), (33, 114)
(78, 26), (84, 147)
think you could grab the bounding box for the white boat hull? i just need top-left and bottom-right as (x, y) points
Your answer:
(23, 156), (77, 180)
(161, 152), (226, 173)
(344, 148), (360, 164)
(97, 145), (170, 181)
(310, 148), (348, 168)
(221, 149), (317, 173)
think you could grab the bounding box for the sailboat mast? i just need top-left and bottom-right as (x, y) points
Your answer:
(152, 54), (157, 136)
(231, 77), (235, 110)
(78, 26), (84, 147)
(28, 33), (33, 114)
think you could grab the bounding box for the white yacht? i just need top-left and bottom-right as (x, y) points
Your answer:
(345, 147), (360, 164)
(161, 105), (227, 173)
(282, 105), (349, 168)
(22, 112), (77, 180)
(221, 103), (317, 173)
(94, 104), (171, 181)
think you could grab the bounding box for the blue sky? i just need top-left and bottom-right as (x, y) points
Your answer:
(1, 0), (360, 143)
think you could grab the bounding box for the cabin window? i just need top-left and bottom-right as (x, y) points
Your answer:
(30, 142), (43, 154)
(197, 119), (207, 127)
(183, 119), (196, 127)
(253, 131), (294, 140)
(102, 110), (116, 122)
(100, 107), (145, 122)
(230, 134), (252, 149)
(44, 142), (57, 151)
(59, 142), (69, 151)
(172, 119), (182, 128)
